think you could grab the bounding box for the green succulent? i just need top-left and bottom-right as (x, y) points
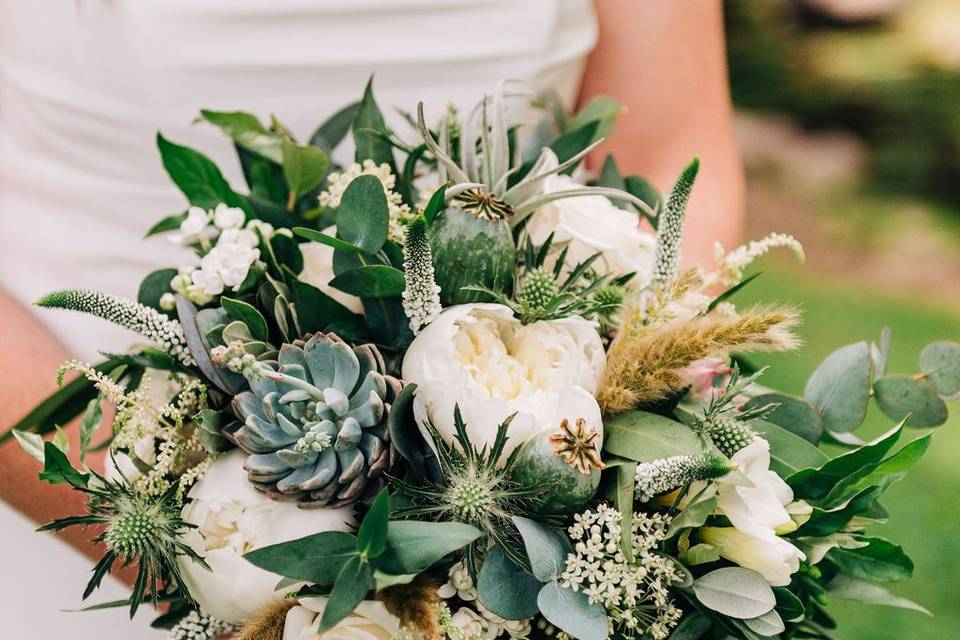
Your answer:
(229, 333), (401, 507)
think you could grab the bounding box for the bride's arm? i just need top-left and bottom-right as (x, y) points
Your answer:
(0, 288), (134, 581)
(582, 0), (746, 265)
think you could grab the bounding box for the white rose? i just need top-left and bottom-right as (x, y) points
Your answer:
(401, 304), (605, 457)
(213, 203), (246, 230)
(528, 175), (657, 285)
(299, 225), (364, 314)
(178, 451), (354, 625)
(282, 598), (401, 640)
(699, 526), (805, 587)
(717, 439), (795, 537)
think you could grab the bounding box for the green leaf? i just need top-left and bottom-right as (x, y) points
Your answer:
(353, 78), (397, 172)
(137, 269), (178, 314)
(291, 280), (365, 338)
(920, 340), (960, 396)
(873, 376), (948, 427)
(624, 174), (661, 223)
(707, 273), (763, 313)
(330, 265), (405, 298)
(156, 133), (249, 213)
(356, 490), (390, 560)
(610, 460), (637, 561)
(220, 297), (269, 342)
(319, 556), (374, 633)
(824, 434), (931, 506)
(422, 185), (447, 225)
(281, 138), (329, 203)
(603, 411), (705, 462)
(270, 233), (304, 275)
(194, 409), (233, 454)
(743, 609), (785, 636)
(804, 341), (873, 433)
(200, 110), (282, 163)
(668, 496), (717, 538)
(336, 174), (390, 254)
(53, 426), (70, 454)
(537, 581), (608, 640)
(550, 120), (600, 174)
(569, 96), (622, 142)
(826, 573), (931, 615)
(773, 587), (806, 623)
(750, 419), (828, 477)
(377, 521), (482, 575)
(310, 101), (361, 153)
(691, 567), (776, 619)
(78, 397), (103, 462)
(243, 531), (358, 584)
(38, 442), (89, 488)
(826, 537), (913, 582)
(512, 516), (572, 582)
(681, 543), (723, 566)
(667, 612), (712, 639)
(743, 392), (822, 445)
(788, 426), (902, 501)
(12, 429), (45, 463)
(293, 227), (364, 252)
(476, 546), (542, 621)
(144, 213), (186, 238)
(794, 487), (883, 537)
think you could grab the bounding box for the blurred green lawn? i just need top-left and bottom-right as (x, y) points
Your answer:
(737, 259), (960, 639)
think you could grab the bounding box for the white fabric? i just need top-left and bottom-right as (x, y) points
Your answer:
(0, 1), (596, 638)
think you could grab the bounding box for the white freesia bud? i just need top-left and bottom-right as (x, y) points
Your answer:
(299, 225), (364, 314)
(178, 451), (354, 625)
(528, 175), (657, 285)
(282, 598), (401, 640)
(213, 203), (246, 230)
(699, 527), (805, 587)
(717, 439), (795, 537)
(401, 304), (605, 457)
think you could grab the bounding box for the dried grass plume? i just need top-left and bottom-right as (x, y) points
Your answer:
(235, 599), (295, 640)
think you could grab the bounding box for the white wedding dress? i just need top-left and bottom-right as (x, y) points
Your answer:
(0, 1), (596, 637)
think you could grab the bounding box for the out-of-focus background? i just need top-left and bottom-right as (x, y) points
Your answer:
(724, 1), (960, 637)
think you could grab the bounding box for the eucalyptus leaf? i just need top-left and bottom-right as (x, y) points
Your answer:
(336, 174), (390, 254)
(804, 341), (873, 433)
(137, 268), (178, 314)
(293, 227), (364, 253)
(603, 410), (705, 462)
(681, 543), (723, 566)
(826, 573), (931, 615)
(743, 393), (822, 445)
(476, 546), (542, 620)
(919, 340), (960, 396)
(537, 581), (608, 640)
(743, 609), (785, 636)
(773, 587), (806, 622)
(668, 494), (717, 538)
(667, 612), (711, 639)
(377, 521), (482, 575)
(244, 531), (359, 584)
(291, 280), (366, 340)
(512, 516), (572, 582)
(691, 567), (776, 619)
(200, 110), (282, 163)
(873, 376), (948, 427)
(353, 78), (397, 172)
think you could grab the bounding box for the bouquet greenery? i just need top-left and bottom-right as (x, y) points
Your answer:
(7, 79), (960, 640)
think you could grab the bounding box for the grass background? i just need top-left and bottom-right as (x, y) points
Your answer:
(737, 259), (960, 639)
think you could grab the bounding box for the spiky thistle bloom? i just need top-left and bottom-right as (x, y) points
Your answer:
(39, 471), (205, 617)
(691, 365), (770, 456)
(37, 290), (194, 366)
(401, 215), (442, 334)
(560, 505), (682, 640)
(634, 453), (734, 502)
(653, 158), (699, 286)
(167, 609), (235, 640)
(391, 408), (544, 572)
(698, 415), (758, 458)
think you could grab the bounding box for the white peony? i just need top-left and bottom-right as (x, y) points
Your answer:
(282, 597), (401, 640)
(401, 304), (605, 457)
(178, 451), (354, 625)
(528, 174), (657, 285)
(699, 526), (805, 587)
(299, 225), (364, 314)
(213, 203), (246, 230)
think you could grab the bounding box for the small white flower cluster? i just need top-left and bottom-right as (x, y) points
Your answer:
(437, 561), (532, 640)
(319, 160), (414, 244)
(167, 204), (276, 306)
(166, 609), (235, 640)
(709, 233), (805, 289)
(634, 453), (732, 502)
(560, 505), (682, 640)
(401, 218), (442, 334)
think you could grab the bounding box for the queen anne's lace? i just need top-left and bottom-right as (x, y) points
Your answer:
(560, 505), (682, 640)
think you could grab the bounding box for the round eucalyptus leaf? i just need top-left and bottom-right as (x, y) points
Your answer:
(804, 342), (873, 433)
(537, 581), (608, 640)
(744, 609), (786, 636)
(691, 567), (776, 619)
(920, 341), (960, 397)
(476, 547), (542, 620)
(873, 376), (948, 428)
(743, 393), (823, 445)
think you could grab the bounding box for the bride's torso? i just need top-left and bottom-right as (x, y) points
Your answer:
(0, 3), (596, 639)
(0, 0), (596, 360)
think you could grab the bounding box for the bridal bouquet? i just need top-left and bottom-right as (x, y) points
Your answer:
(8, 80), (960, 640)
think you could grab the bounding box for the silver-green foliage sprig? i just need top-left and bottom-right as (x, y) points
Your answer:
(634, 452), (733, 502)
(401, 215), (442, 334)
(654, 158), (700, 285)
(36, 289), (194, 366)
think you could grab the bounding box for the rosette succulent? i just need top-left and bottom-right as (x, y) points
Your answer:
(229, 333), (401, 507)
